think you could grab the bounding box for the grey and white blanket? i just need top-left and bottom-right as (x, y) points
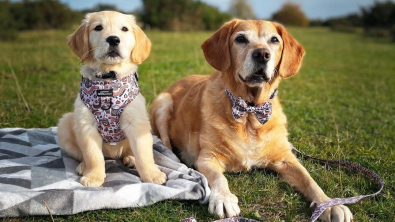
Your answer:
(0, 127), (210, 217)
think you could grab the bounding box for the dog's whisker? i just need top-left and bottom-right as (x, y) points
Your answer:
(273, 68), (279, 77)
(79, 46), (97, 60)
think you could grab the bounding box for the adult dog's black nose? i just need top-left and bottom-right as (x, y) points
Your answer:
(252, 48), (270, 63)
(106, 36), (120, 46)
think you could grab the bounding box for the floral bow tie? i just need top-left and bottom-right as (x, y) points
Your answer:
(225, 88), (278, 125)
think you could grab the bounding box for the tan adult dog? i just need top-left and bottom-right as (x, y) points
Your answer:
(150, 20), (353, 221)
(57, 11), (166, 187)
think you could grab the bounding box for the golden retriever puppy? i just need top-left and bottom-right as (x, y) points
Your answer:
(57, 11), (166, 187)
(150, 20), (353, 221)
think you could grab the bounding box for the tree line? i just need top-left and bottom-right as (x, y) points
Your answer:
(0, 0), (257, 40)
(1, 0), (394, 42)
(272, 1), (395, 41)
(0, 0), (82, 40)
(139, 0), (230, 31)
(310, 1), (395, 41)
(0, 0), (243, 40)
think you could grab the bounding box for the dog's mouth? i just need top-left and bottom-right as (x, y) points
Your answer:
(107, 49), (120, 58)
(239, 68), (269, 85)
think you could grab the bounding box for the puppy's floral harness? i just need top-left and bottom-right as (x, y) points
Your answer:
(79, 73), (139, 144)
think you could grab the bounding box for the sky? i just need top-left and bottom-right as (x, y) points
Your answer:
(59, 0), (392, 20)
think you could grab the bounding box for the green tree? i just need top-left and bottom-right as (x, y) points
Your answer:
(82, 4), (120, 13)
(0, 1), (18, 40)
(9, 0), (79, 30)
(140, 0), (200, 31)
(198, 2), (231, 30)
(361, 1), (395, 29)
(140, 0), (230, 31)
(325, 13), (362, 28)
(361, 1), (395, 39)
(0, 0), (82, 40)
(272, 2), (309, 27)
(228, 0), (255, 19)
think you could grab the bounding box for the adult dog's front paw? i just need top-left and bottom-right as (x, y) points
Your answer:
(209, 190), (240, 218)
(312, 202), (353, 222)
(140, 167), (167, 184)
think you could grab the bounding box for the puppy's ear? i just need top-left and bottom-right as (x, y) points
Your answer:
(131, 24), (152, 64)
(201, 19), (240, 72)
(274, 22), (305, 79)
(68, 14), (91, 62)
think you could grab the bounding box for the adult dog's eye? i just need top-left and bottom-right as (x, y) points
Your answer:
(270, 36), (279, 43)
(122, 27), (128, 32)
(235, 35), (248, 43)
(94, 25), (103, 31)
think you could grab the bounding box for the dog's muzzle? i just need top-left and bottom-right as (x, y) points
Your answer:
(106, 36), (121, 58)
(239, 48), (271, 84)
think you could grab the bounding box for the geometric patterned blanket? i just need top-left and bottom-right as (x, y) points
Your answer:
(0, 127), (210, 217)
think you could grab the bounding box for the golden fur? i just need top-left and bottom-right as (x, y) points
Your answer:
(57, 11), (166, 187)
(150, 20), (353, 221)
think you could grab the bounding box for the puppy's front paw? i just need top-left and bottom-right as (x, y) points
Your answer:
(80, 175), (105, 187)
(209, 190), (240, 218)
(79, 167), (105, 187)
(122, 155), (136, 167)
(140, 167), (167, 184)
(313, 202), (353, 222)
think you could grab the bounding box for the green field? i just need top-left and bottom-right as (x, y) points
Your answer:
(0, 27), (394, 222)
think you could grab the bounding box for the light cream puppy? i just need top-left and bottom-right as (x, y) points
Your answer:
(58, 11), (166, 187)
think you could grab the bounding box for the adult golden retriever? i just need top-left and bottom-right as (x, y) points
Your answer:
(150, 20), (353, 221)
(57, 11), (166, 187)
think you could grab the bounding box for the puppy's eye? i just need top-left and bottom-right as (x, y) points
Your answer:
(270, 36), (279, 43)
(235, 35), (248, 43)
(122, 27), (128, 32)
(94, 25), (103, 31)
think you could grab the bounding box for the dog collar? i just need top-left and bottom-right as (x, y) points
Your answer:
(225, 88), (278, 125)
(90, 69), (118, 79)
(91, 69), (139, 82)
(96, 71), (117, 79)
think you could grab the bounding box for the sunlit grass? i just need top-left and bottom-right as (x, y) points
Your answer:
(0, 27), (394, 221)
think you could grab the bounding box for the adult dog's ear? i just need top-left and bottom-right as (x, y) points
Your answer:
(131, 24), (152, 64)
(68, 14), (91, 62)
(201, 19), (240, 72)
(274, 22), (305, 79)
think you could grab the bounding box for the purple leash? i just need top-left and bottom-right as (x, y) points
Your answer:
(290, 144), (384, 222)
(181, 217), (259, 222)
(181, 146), (383, 222)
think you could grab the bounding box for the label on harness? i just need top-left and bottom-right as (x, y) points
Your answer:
(97, 89), (113, 97)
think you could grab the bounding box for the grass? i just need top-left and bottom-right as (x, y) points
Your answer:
(1, 27), (394, 221)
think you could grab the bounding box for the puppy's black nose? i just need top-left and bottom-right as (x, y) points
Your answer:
(106, 36), (120, 46)
(252, 48), (270, 63)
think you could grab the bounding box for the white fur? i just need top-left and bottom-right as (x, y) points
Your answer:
(87, 13), (136, 65)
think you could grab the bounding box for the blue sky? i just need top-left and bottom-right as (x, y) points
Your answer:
(60, 0), (392, 20)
